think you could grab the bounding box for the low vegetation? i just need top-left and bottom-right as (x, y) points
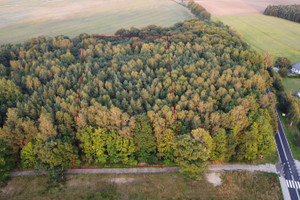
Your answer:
(270, 56), (300, 159)
(0, 171), (282, 200)
(282, 78), (300, 105)
(279, 112), (300, 160)
(275, 57), (292, 77)
(264, 5), (300, 23)
(213, 14), (300, 64)
(277, 76), (300, 159)
(0, 0), (193, 45)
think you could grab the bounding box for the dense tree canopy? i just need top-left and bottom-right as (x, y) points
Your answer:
(264, 5), (300, 23)
(0, 140), (14, 184)
(187, 0), (211, 21)
(0, 18), (277, 180)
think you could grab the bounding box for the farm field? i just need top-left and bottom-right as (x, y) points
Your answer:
(195, 0), (300, 16)
(0, 0), (193, 45)
(0, 172), (282, 200)
(213, 14), (300, 64)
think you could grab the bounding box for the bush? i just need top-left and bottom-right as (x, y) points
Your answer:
(147, 154), (158, 165)
(272, 77), (284, 91)
(275, 57), (291, 69)
(0, 140), (15, 185)
(294, 133), (300, 146)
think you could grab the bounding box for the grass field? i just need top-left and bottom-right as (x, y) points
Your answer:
(0, 0), (193, 45)
(213, 14), (300, 64)
(282, 78), (300, 105)
(0, 171), (282, 200)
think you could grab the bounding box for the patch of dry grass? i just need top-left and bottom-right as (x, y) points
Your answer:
(195, 0), (300, 16)
(0, 0), (193, 45)
(0, 171), (282, 200)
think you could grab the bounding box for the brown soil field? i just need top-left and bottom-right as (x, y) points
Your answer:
(195, 0), (300, 16)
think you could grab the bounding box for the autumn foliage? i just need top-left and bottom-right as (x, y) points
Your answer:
(0, 18), (277, 180)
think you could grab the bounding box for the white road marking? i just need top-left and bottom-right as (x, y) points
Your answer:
(289, 180), (292, 188)
(295, 181), (299, 189)
(292, 181), (295, 188)
(287, 180), (290, 187)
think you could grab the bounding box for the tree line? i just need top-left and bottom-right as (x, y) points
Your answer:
(187, 0), (211, 21)
(0, 17), (278, 182)
(264, 5), (300, 23)
(269, 56), (300, 146)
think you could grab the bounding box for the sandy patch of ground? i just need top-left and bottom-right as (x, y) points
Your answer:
(206, 172), (222, 187)
(109, 177), (136, 184)
(195, 0), (300, 16)
(1, 181), (17, 195)
(195, 0), (259, 16)
(67, 179), (93, 187)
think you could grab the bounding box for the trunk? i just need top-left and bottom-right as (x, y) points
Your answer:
(290, 121), (293, 127)
(61, 166), (64, 180)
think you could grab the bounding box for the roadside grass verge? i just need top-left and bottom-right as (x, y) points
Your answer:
(278, 111), (300, 161)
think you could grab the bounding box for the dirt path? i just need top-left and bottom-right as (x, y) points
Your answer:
(208, 163), (277, 173)
(10, 164), (277, 177)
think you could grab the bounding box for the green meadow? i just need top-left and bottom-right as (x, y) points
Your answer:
(214, 14), (300, 64)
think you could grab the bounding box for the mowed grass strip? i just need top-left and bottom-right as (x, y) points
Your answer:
(213, 14), (300, 64)
(0, 0), (193, 45)
(0, 171), (282, 200)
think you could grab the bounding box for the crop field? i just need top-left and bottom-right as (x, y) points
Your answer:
(195, 0), (300, 16)
(0, 171), (282, 200)
(213, 14), (300, 64)
(194, 0), (300, 64)
(0, 0), (193, 45)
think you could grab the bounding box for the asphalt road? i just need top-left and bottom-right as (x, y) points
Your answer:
(267, 88), (300, 200)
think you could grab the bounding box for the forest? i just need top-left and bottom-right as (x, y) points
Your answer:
(0, 14), (278, 181)
(264, 4), (300, 23)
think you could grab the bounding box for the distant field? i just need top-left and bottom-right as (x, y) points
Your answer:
(213, 14), (300, 64)
(0, 0), (193, 45)
(195, 0), (300, 16)
(0, 172), (281, 199)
